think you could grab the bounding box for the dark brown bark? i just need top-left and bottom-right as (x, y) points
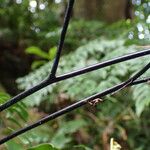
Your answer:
(74, 0), (102, 20)
(74, 0), (133, 23)
(125, 0), (134, 19)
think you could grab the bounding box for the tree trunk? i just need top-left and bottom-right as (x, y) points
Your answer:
(74, 0), (133, 22)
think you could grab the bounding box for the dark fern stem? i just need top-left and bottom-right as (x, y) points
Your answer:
(0, 0), (150, 145)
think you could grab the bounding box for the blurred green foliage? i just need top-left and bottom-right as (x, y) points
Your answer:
(0, 0), (150, 150)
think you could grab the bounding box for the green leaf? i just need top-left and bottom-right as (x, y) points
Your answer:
(26, 46), (49, 59)
(51, 134), (71, 149)
(9, 106), (28, 122)
(31, 60), (47, 69)
(133, 84), (150, 116)
(6, 141), (23, 150)
(0, 92), (10, 104)
(48, 46), (57, 60)
(51, 120), (86, 149)
(58, 120), (87, 134)
(7, 117), (22, 127)
(74, 145), (92, 150)
(28, 143), (59, 150)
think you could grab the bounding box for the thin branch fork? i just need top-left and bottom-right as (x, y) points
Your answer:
(0, 0), (150, 112)
(0, 49), (150, 112)
(0, 0), (150, 145)
(0, 62), (150, 144)
(0, 0), (75, 112)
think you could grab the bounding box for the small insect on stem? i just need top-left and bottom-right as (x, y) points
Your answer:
(88, 98), (103, 106)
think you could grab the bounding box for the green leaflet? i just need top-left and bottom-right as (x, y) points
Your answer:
(28, 143), (59, 150)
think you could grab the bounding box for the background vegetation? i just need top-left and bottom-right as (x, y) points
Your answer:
(0, 0), (150, 149)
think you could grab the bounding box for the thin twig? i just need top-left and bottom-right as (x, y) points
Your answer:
(49, 0), (75, 78)
(0, 63), (149, 144)
(0, 0), (150, 145)
(0, 49), (150, 112)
